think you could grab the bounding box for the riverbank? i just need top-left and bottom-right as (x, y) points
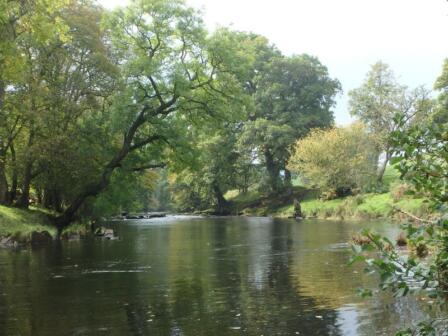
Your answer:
(228, 189), (432, 221)
(0, 205), (56, 238)
(226, 165), (433, 221)
(0, 185), (431, 243)
(275, 193), (430, 220)
(0, 205), (92, 246)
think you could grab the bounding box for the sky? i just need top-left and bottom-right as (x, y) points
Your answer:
(100, 0), (448, 125)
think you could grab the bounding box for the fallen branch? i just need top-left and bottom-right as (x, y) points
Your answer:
(393, 207), (436, 224)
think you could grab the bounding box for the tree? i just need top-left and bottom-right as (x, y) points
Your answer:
(54, 0), (243, 231)
(433, 58), (448, 124)
(240, 55), (341, 194)
(166, 30), (272, 213)
(288, 123), (376, 197)
(10, 1), (118, 209)
(352, 62), (448, 335)
(0, 0), (69, 204)
(348, 61), (432, 183)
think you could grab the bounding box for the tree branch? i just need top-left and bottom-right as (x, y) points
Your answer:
(129, 135), (166, 152)
(131, 163), (166, 172)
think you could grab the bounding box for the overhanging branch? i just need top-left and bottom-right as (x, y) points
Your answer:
(132, 163), (166, 172)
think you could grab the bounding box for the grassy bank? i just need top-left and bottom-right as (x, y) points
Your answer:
(0, 205), (57, 238)
(227, 187), (308, 217)
(226, 166), (433, 220)
(270, 193), (430, 220)
(229, 191), (430, 220)
(0, 206), (98, 242)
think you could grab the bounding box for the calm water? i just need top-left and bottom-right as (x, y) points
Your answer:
(0, 217), (431, 335)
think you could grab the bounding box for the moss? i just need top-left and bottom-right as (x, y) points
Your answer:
(0, 205), (56, 238)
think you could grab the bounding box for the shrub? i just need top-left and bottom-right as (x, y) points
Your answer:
(288, 123), (377, 197)
(389, 181), (413, 202)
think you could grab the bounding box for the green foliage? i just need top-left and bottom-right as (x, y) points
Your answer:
(298, 192), (428, 220)
(288, 122), (377, 197)
(351, 79), (448, 333)
(348, 61), (434, 182)
(390, 118), (448, 205)
(0, 205), (56, 237)
(239, 54), (341, 194)
(433, 59), (448, 124)
(89, 169), (158, 217)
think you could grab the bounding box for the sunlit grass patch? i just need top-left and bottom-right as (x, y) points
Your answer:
(0, 205), (56, 237)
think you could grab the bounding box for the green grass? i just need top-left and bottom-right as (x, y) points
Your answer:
(0, 205), (57, 238)
(382, 165), (401, 187)
(61, 222), (91, 236)
(356, 193), (394, 216)
(228, 189), (261, 205)
(227, 186), (309, 217)
(227, 185), (431, 220)
(301, 197), (345, 217)
(288, 193), (430, 220)
(271, 204), (294, 217)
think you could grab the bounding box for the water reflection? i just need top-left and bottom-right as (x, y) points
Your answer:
(0, 217), (434, 335)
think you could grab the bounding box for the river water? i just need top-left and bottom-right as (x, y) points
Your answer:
(0, 216), (432, 335)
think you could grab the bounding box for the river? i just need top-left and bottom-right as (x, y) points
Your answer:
(0, 216), (431, 335)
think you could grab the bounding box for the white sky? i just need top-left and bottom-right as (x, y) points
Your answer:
(100, 0), (448, 125)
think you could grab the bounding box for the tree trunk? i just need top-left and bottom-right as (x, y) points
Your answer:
(43, 188), (52, 208)
(55, 109), (148, 233)
(55, 97), (175, 234)
(55, 165), (115, 234)
(264, 148), (281, 195)
(284, 168), (292, 194)
(16, 130), (35, 208)
(212, 181), (229, 215)
(0, 82), (9, 205)
(0, 157), (9, 205)
(36, 187), (43, 205)
(16, 160), (33, 208)
(51, 189), (63, 213)
(9, 144), (18, 202)
(377, 150), (391, 183)
(0, 79), (4, 111)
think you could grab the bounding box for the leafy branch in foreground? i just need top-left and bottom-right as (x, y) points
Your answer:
(351, 114), (448, 335)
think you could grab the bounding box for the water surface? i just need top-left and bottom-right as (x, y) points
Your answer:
(0, 217), (430, 335)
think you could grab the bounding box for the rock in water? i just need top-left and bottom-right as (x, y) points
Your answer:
(30, 231), (52, 245)
(103, 229), (115, 239)
(0, 236), (14, 247)
(95, 227), (117, 240)
(293, 199), (303, 219)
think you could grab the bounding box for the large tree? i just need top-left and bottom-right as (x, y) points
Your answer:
(167, 30), (275, 213)
(54, 0), (242, 230)
(433, 58), (448, 124)
(0, 0), (69, 204)
(11, 1), (118, 209)
(240, 54), (341, 194)
(348, 61), (432, 183)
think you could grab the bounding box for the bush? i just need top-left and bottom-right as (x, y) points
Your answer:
(288, 123), (377, 196)
(320, 189), (338, 200)
(389, 181), (413, 202)
(362, 181), (389, 194)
